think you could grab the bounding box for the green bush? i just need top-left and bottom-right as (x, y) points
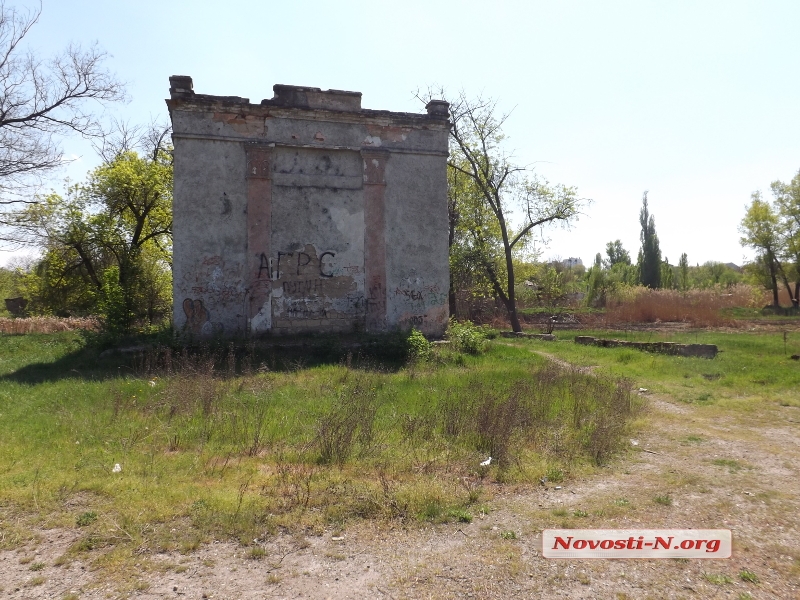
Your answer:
(98, 266), (134, 334)
(446, 319), (489, 354)
(407, 328), (432, 361)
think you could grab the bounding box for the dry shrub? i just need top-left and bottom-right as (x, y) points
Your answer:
(0, 316), (101, 334)
(438, 364), (638, 466)
(316, 373), (379, 466)
(136, 346), (222, 416)
(125, 344), (279, 456)
(474, 390), (523, 464)
(603, 285), (766, 327)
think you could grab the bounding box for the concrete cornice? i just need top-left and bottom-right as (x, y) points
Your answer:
(166, 98), (450, 130)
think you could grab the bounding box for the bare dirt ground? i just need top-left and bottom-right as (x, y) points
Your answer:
(2, 356), (799, 599)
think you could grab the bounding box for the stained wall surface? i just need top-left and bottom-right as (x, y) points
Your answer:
(167, 77), (450, 337)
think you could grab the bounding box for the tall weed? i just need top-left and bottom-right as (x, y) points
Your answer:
(316, 373), (379, 466)
(436, 364), (637, 466)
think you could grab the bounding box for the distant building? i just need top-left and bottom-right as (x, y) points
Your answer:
(562, 257), (583, 269)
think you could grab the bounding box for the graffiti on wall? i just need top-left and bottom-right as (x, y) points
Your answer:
(393, 283), (447, 308)
(187, 256), (246, 306)
(393, 280), (448, 334)
(183, 298), (224, 335)
(268, 243), (365, 326)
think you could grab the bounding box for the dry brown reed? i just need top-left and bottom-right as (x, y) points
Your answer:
(0, 316), (101, 334)
(603, 285), (766, 327)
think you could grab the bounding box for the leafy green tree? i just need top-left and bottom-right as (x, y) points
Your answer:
(742, 256), (776, 295)
(443, 91), (585, 331)
(86, 146), (172, 325)
(740, 192), (782, 306)
(678, 253), (689, 291)
(604, 239), (631, 268)
(0, 266), (19, 315)
(637, 192), (662, 288)
(16, 241), (101, 316)
(586, 252), (610, 307)
(685, 261), (742, 289)
(660, 257), (674, 289)
(607, 261), (638, 287)
(447, 154), (502, 316)
(772, 169), (800, 306)
(535, 264), (563, 306)
(704, 262), (726, 285)
(7, 129), (172, 327)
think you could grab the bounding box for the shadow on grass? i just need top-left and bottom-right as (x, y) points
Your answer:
(0, 330), (413, 385)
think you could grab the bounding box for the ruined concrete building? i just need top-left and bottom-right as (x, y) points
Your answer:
(167, 77), (450, 337)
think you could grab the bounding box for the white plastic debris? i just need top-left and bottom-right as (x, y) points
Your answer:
(112, 463), (122, 473)
(638, 388), (648, 393)
(480, 457), (492, 467)
(630, 439), (639, 446)
(148, 380), (157, 387)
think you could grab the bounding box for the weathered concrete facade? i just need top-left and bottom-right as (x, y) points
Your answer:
(167, 77), (450, 337)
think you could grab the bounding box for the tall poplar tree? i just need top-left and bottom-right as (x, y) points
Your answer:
(678, 253), (690, 291)
(637, 192), (662, 288)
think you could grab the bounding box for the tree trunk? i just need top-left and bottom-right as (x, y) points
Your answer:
(508, 303), (522, 332)
(768, 257), (780, 307)
(502, 228), (522, 333)
(447, 194), (457, 320)
(481, 258), (520, 331)
(779, 273), (795, 306)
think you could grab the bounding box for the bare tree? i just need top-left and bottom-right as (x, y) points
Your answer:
(92, 118), (172, 164)
(423, 89), (585, 332)
(0, 1), (125, 204)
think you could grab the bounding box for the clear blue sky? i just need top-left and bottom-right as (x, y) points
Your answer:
(4, 0), (799, 268)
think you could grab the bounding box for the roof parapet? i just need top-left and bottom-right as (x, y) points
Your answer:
(266, 84), (362, 112)
(169, 75), (194, 98)
(167, 78), (449, 120)
(425, 100), (450, 119)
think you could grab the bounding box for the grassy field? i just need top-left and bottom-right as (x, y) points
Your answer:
(519, 328), (800, 407)
(0, 329), (638, 570)
(2, 324), (800, 597)
(0, 322), (800, 587)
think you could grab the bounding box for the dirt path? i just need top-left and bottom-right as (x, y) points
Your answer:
(2, 355), (799, 599)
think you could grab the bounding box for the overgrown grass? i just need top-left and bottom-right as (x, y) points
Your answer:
(518, 328), (800, 407)
(0, 330), (639, 563)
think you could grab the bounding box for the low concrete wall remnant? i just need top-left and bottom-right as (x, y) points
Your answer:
(574, 336), (717, 359)
(501, 332), (556, 341)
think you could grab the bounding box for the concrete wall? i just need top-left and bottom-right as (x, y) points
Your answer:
(167, 77), (450, 337)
